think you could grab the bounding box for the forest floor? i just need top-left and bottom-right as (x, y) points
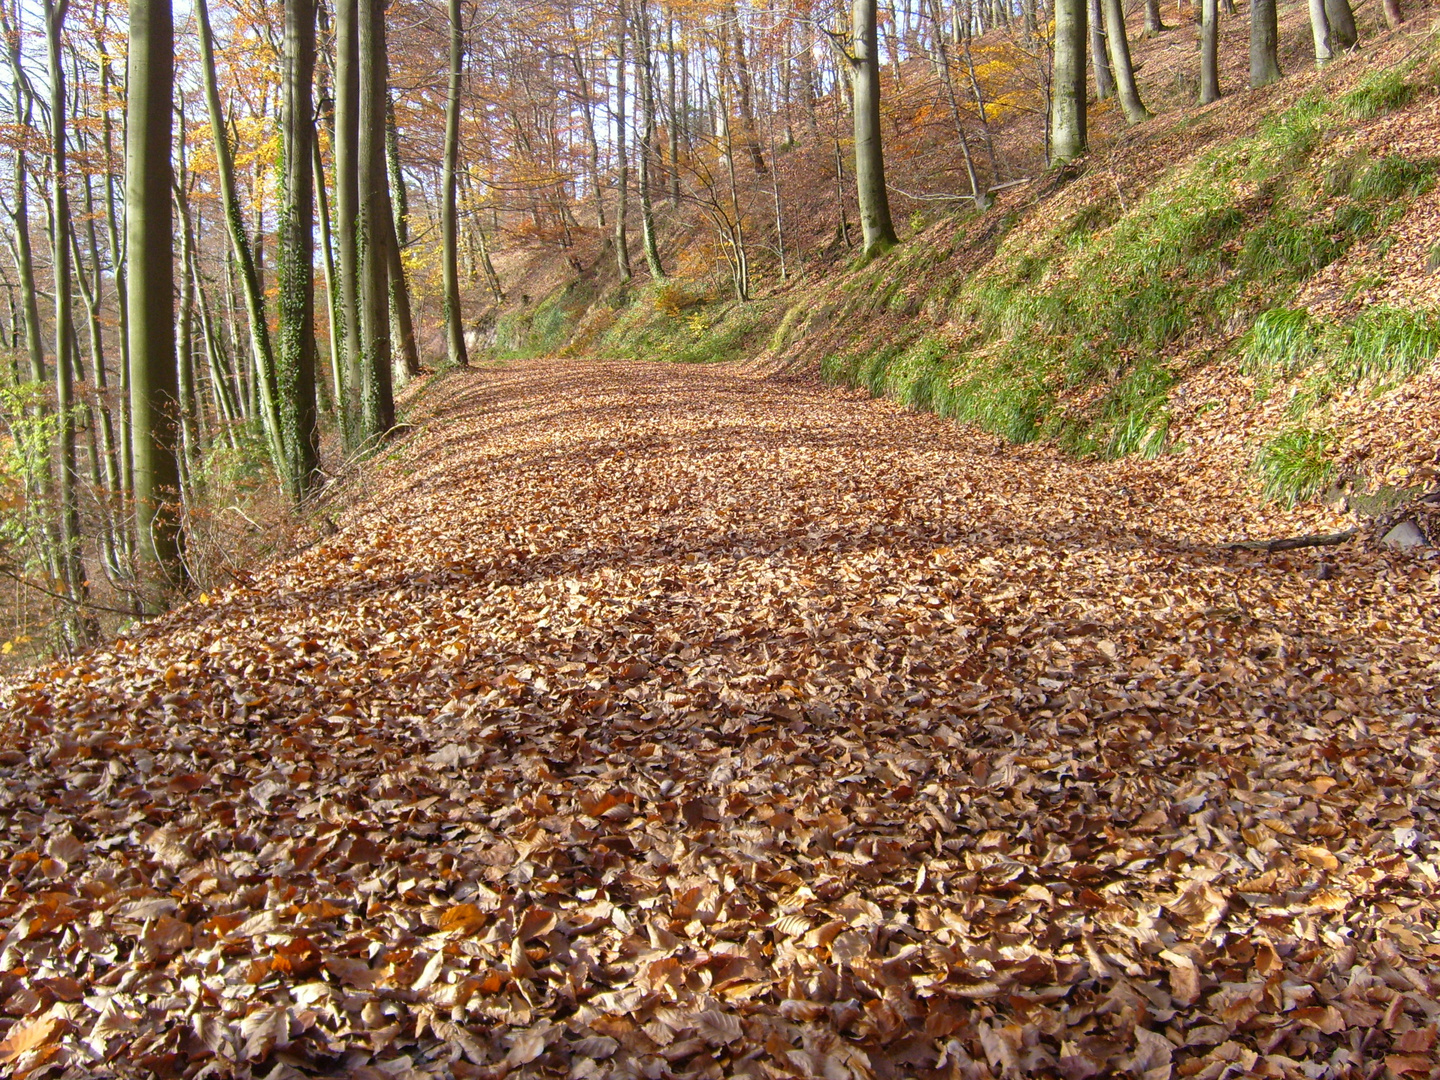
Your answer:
(2, 359), (1438, 1079)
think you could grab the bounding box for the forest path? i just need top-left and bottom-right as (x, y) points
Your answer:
(2, 359), (1437, 1077)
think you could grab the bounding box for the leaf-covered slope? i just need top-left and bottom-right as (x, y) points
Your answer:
(2, 361), (1437, 1078)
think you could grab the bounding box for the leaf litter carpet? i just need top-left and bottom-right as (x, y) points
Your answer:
(3, 360), (1439, 1080)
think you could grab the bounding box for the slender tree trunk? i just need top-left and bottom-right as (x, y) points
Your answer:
(126, 0), (183, 603)
(727, 1), (768, 173)
(1090, 0), (1115, 99)
(278, 0), (319, 496)
(1102, 0), (1151, 123)
(614, 0), (633, 284)
(928, 0), (983, 200)
(852, 0), (899, 256)
(45, 0), (92, 643)
(1144, 0), (1167, 31)
(312, 133), (347, 416)
(1381, 0), (1402, 27)
(1325, 0), (1357, 48)
(196, 0), (287, 479)
(1200, 0), (1220, 102)
(1308, 0), (1332, 65)
(384, 198), (421, 381)
(1051, 0), (1087, 160)
(443, 0), (468, 367)
(636, 0), (666, 279)
(2, 9), (45, 386)
(334, 0), (363, 447)
(1250, 0), (1282, 86)
(383, 90), (420, 382)
(358, 0), (394, 438)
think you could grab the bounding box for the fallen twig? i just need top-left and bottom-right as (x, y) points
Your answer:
(1226, 528), (1358, 553)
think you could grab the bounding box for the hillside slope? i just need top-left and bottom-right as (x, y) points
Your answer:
(484, 5), (1440, 522)
(1, 361), (1436, 1077)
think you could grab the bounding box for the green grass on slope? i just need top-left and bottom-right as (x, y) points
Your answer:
(823, 85), (1440, 465)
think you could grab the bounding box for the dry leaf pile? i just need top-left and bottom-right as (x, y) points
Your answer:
(2, 360), (1438, 1080)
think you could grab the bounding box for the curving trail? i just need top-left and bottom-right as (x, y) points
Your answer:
(2, 359), (1437, 1078)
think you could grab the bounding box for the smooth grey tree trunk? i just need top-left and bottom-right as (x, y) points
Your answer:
(1050, 0), (1087, 160)
(358, 0), (394, 438)
(1325, 0), (1357, 48)
(852, 0), (899, 257)
(1102, 0), (1151, 123)
(442, 0), (468, 367)
(636, 0), (665, 279)
(1250, 0), (1282, 86)
(1200, 0), (1221, 102)
(1090, 0), (1115, 100)
(125, 0), (183, 602)
(1308, 0), (1332, 65)
(334, 0), (362, 448)
(614, 0), (633, 284)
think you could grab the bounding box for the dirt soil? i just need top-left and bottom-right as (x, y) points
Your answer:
(2, 360), (1437, 1078)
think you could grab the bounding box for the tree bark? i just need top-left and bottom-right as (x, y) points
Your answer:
(1050, 0), (1087, 160)
(1200, 0), (1221, 102)
(358, 0), (394, 439)
(1090, 0), (1114, 100)
(1144, 0), (1167, 31)
(851, 0), (899, 257)
(279, 0), (319, 497)
(45, 0), (92, 643)
(1250, 0), (1282, 86)
(126, 0), (184, 602)
(636, 0), (666, 279)
(1102, 0), (1151, 123)
(443, 0), (468, 367)
(614, 0), (633, 284)
(1325, 0), (1357, 48)
(1308, 0), (1332, 65)
(196, 0), (287, 478)
(334, 0), (363, 447)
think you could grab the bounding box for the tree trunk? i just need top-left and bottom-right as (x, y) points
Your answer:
(313, 133), (347, 414)
(852, 0), (899, 257)
(1249, 0), (1282, 86)
(384, 196), (422, 381)
(358, 0), (394, 439)
(2, 8), (45, 386)
(1050, 0), (1087, 160)
(636, 0), (666, 279)
(1325, 0), (1357, 48)
(1090, 0), (1114, 100)
(126, 0), (184, 602)
(45, 0), (93, 645)
(614, 0), (633, 284)
(442, 0), (469, 367)
(1102, 0), (1151, 123)
(1144, 0), (1167, 31)
(927, 0), (983, 201)
(334, 0), (363, 447)
(1308, 0), (1332, 66)
(1200, 0), (1220, 102)
(196, 0), (287, 479)
(278, 0), (319, 497)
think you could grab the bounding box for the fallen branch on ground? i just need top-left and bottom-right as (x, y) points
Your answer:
(1226, 528), (1358, 552)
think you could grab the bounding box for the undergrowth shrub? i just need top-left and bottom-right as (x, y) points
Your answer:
(1342, 69), (1417, 120)
(1243, 308), (1319, 381)
(1255, 428), (1336, 506)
